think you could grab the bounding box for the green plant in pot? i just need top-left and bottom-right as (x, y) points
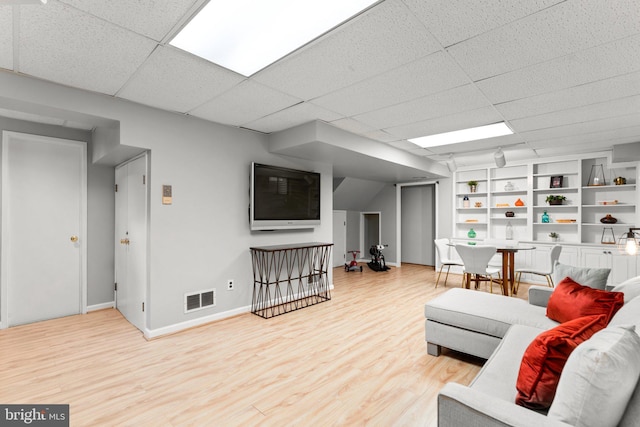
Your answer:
(468, 180), (478, 193)
(545, 195), (567, 205)
(549, 232), (559, 242)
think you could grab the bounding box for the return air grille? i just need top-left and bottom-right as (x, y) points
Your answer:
(184, 288), (216, 313)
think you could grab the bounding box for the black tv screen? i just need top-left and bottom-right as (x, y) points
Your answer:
(250, 163), (321, 230)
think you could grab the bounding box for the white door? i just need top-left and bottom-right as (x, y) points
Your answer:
(1, 131), (86, 327)
(333, 211), (347, 267)
(115, 154), (147, 332)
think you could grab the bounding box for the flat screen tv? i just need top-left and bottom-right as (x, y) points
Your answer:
(250, 162), (321, 231)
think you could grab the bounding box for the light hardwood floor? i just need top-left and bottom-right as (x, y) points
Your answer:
(0, 264), (532, 426)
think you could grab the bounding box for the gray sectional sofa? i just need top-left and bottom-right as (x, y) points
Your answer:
(425, 275), (640, 426)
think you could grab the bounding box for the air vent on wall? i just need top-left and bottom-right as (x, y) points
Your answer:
(184, 289), (216, 313)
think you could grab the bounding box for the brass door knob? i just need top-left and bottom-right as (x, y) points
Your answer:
(70, 236), (79, 242)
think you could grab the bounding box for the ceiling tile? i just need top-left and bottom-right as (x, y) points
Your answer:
(384, 106), (503, 140)
(526, 125), (640, 150)
(19, 2), (157, 95)
(403, 0), (564, 47)
(477, 34), (640, 103)
(119, 46), (245, 113)
(243, 103), (341, 134)
(310, 52), (469, 116)
(448, 0), (640, 80)
(496, 71), (640, 120)
(510, 95), (640, 133)
(189, 80), (301, 127)
(354, 84), (491, 129)
(0, 8), (12, 70)
(521, 114), (640, 143)
(58, 0), (196, 41)
(253, 0), (441, 100)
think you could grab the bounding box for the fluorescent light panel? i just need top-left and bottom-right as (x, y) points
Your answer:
(409, 122), (513, 148)
(170, 0), (377, 76)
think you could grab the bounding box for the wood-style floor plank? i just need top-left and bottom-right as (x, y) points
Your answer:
(0, 263), (532, 426)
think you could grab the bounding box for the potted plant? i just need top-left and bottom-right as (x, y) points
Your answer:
(549, 232), (559, 242)
(468, 180), (478, 193)
(545, 195), (567, 205)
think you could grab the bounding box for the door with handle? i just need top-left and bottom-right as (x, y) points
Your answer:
(1, 131), (86, 327)
(115, 154), (148, 332)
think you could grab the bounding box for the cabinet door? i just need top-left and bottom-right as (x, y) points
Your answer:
(579, 247), (612, 270)
(610, 252), (638, 285)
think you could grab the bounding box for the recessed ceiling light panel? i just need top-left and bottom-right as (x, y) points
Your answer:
(171, 0), (378, 76)
(409, 122), (513, 148)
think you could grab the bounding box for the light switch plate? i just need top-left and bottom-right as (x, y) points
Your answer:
(162, 185), (172, 205)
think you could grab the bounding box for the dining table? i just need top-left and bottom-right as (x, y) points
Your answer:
(450, 242), (536, 296)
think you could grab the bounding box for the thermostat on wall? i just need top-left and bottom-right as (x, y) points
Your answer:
(162, 185), (172, 205)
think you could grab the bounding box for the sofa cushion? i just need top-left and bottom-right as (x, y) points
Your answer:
(553, 261), (610, 290)
(515, 314), (607, 410)
(546, 277), (624, 324)
(612, 275), (640, 303)
(548, 325), (640, 427)
(471, 325), (543, 403)
(425, 288), (558, 339)
(609, 294), (640, 328)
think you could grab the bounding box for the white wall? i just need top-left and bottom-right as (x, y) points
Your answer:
(0, 72), (333, 333)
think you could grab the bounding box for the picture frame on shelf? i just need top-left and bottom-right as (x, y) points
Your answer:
(550, 175), (563, 188)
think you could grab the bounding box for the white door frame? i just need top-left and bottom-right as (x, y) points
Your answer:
(1, 131), (87, 329)
(115, 152), (149, 332)
(396, 181), (439, 268)
(360, 211), (382, 258)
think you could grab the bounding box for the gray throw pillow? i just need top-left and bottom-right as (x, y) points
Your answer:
(612, 275), (640, 303)
(553, 261), (610, 290)
(548, 325), (640, 427)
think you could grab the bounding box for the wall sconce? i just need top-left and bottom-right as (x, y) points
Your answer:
(618, 228), (640, 255)
(446, 154), (457, 172)
(494, 147), (506, 168)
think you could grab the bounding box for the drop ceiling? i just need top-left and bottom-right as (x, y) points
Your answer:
(0, 0), (639, 179)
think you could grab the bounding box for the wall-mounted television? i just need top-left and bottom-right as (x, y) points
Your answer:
(250, 162), (321, 231)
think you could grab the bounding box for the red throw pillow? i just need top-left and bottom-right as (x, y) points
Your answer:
(515, 314), (607, 410)
(546, 277), (624, 324)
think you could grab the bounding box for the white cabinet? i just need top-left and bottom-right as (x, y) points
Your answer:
(579, 246), (637, 285)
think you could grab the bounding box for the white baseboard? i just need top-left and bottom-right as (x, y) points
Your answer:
(87, 301), (115, 312)
(143, 305), (252, 340)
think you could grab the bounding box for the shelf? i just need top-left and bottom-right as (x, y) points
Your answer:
(491, 206), (527, 210)
(533, 172), (579, 178)
(582, 204), (635, 208)
(456, 192), (488, 197)
(582, 184), (636, 190)
(491, 217), (527, 220)
(582, 223), (635, 227)
(533, 187), (579, 192)
(533, 222), (578, 226)
(490, 190), (528, 195)
(533, 205), (579, 209)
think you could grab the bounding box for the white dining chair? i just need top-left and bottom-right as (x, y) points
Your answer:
(455, 244), (501, 293)
(514, 245), (562, 294)
(434, 238), (463, 288)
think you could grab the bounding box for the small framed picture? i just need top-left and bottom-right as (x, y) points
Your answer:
(550, 176), (563, 188)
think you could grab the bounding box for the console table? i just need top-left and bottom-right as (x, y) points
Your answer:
(250, 242), (333, 318)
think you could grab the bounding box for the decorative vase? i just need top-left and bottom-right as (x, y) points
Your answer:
(505, 211), (515, 217)
(469, 185), (477, 193)
(541, 210), (550, 223)
(600, 214), (618, 224)
(514, 198), (524, 206)
(467, 228), (476, 239)
(463, 195), (470, 208)
(614, 177), (626, 185)
(506, 221), (513, 240)
(504, 181), (514, 192)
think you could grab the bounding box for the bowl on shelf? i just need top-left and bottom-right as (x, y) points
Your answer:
(600, 214), (617, 224)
